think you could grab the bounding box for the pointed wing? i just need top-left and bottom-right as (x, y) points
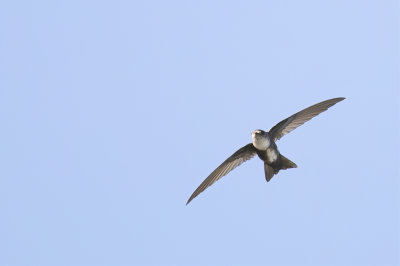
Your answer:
(269, 97), (345, 141)
(187, 143), (257, 205)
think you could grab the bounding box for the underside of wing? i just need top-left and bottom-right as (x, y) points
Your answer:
(269, 97), (345, 141)
(186, 143), (257, 205)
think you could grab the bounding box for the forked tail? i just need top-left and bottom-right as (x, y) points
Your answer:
(264, 154), (297, 182)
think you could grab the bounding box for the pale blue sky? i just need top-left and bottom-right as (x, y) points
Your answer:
(0, 1), (399, 265)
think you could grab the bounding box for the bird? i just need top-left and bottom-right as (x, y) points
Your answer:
(186, 97), (345, 205)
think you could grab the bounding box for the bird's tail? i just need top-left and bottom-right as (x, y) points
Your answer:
(279, 154), (297, 170)
(264, 154), (297, 182)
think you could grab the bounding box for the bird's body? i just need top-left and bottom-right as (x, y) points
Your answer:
(252, 129), (297, 182)
(253, 130), (279, 164)
(186, 97), (345, 205)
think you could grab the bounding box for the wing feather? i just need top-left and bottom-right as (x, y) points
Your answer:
(186, 143), (257, 204)
(269, 97), (345, 141)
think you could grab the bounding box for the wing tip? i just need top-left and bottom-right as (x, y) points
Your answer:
(322, 97), (345, 105)
(186, 193), (196, 205)
(332, 97), (346, 103)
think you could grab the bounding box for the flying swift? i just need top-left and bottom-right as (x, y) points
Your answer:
(186, 97), (345, 205)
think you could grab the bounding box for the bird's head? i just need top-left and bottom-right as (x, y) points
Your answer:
(252, 129), (270, 150)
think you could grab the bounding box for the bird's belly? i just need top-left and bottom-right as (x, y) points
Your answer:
(265, 148), (279, 164)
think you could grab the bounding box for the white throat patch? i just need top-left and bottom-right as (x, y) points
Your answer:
(252, 134), (270, 150)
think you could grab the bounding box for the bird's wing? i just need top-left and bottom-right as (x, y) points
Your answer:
(186, 143), (257, 205)
(269, 97), (345, 142)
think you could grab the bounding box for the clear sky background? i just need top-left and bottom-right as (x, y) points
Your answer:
(1, 1), (399, 266)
